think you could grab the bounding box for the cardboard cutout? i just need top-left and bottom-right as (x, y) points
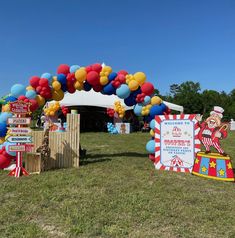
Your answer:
(192, 106), (234, 182)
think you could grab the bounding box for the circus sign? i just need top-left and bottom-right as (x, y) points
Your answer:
(154, 114), (200, 173)
(9, 101), (31, 114)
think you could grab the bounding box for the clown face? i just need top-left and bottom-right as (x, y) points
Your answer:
(205, 113), (221, 128)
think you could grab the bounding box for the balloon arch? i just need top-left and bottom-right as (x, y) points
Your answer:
(0, 63), (169, 168)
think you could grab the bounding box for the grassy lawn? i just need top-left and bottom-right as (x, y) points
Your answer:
(0, 132), (235, 238)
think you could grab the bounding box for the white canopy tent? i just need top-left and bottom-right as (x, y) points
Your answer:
(52, 89), (184, 113)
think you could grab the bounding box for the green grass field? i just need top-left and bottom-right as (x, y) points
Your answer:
(0, 132), (235, 238)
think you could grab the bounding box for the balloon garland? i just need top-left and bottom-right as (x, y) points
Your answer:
(0, 63), (169, 167)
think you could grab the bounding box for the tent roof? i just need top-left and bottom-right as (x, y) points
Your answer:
(53, 90), (184, 112)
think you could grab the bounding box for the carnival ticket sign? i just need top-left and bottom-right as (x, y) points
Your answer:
(9, 101), (31, 114)
(8, 128), (32, 135)
(154, 114), (200, 173)
(7, 117), (31, 125)
(7, 136), (32, 143)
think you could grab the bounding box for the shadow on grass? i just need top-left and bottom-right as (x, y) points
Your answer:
(80, 152), (148, 166)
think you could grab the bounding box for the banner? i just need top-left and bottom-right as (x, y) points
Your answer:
(155, 114), (200, 173)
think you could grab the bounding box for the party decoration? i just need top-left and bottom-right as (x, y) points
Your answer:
(107, 122), (118, 134)
(192, 106), (234, 181)
(11, 84), (26, 98)
(114, 101), (125, 118)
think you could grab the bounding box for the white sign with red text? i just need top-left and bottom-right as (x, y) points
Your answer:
(154, 114), (201, 173)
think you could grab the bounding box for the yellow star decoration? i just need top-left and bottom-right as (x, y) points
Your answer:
(209, 161), (216, 168)
(201, 166), (207, 173)
(227, 162), (232, 170)
(218, 169), (225, 177)
(195, 158), (199, 164)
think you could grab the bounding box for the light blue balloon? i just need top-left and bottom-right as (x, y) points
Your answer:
(0, 112), (13, 123)
(146, 140), (155, 154)
(4, 141), (17, 157)
(70, 65), (80, 73)
(41, 73), (53, 83)
(116, 84), (131, 99)
(144, 96), (151, 105)
(25, 90), (37, 99)
(150, 119), (155, 130)
(134, 103), (143, 116)
(11, 84), (26, 98)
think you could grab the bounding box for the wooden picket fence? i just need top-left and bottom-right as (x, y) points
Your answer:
(24, 114), (80, 173)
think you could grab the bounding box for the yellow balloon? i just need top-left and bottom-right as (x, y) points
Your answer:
(52, 89), (64, 101)
(128, 80), (139, 91)
(52, 81), (61, 91)
(100, 76), (108, 85)
(150, 129), (155, 137)
(125, 74), (134, 84)
(2, 104), (10, 112)
(102, 66), (112, 74)
(35, 95), (45, 106)
(49, 111), (55, 117)
(151, 96), (162, 105)
(52, 76), (57, 82)
(74, 81), (84, 90)
(0, 137), (5, 144)
(26, 85), (34, 91)
(134, 72), (146, 86)
(75, 68), (87, 83)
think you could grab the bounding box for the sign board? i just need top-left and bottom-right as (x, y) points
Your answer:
(8, 145), (26, 152)
(7, 136), (32, 143)
(8, 128), (32, 135)
(7, 117), (31, 125)
(115, 123), (130, 134)
(9, 101), (31, 114)
(154, 114), (200, 173)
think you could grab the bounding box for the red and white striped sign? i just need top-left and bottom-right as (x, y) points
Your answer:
(154, 114), (200, 173)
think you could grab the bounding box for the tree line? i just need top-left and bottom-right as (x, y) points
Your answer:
(158, 81), (235, 121)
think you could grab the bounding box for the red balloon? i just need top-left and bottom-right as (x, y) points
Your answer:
(18, 95), (27, 101)
(93, 84), (103, 92)
(141, 82), (154, 96)
(66, 73), (75, 82)
(39, 78), (49, 87)
(85, 65), (92, 73)
(0, 154), (11, 169)
(57, 64), (70, 75)
(36, 86), (42, 93)
(29, 99), (39, 112)
(67, 86), (76, 94)
(118, 70), (128, 76)
(30, 76), (40, 88)
(91, 63), (102, 73)
(24, 98), (30, 103)
(86, 71), (100, 86)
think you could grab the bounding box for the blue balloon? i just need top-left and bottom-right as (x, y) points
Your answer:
(150, 119), (155, 130)
(108, 72), (117, 81)
(41, 73), (53, 83)
(0, 122), (7, 137)
(103, 83), (116, 95)
(146, 140), (155, 154)
(4, 141), (17, 157)
(159, 103), (167, 112)
(0, 112), (13, 123)
(61, 84), (67, 92)
(83, 81), (92, 92)
(134, 103), (143, 116)
(57, 74), (67, 85)
(25, 90), (37, 99)
(5, 96), (17, 103)
(124, 95), (136, 106)
(11, 84), (26, 98)
(70, 65), (80, 73)
(131, 87), (141, 97)
(116, 84), (131, 99)
(150, 105), (164, 118)
(144, 96), (151, 105)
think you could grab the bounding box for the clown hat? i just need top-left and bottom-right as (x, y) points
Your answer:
(210, 106), (224, 118)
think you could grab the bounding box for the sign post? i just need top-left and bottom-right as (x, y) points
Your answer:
(8, 101), (32, 178)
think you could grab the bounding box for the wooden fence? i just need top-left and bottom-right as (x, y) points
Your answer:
(26, 114), (80, 171)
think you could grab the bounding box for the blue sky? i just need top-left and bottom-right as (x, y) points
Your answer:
(0, 0), (234, 96)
